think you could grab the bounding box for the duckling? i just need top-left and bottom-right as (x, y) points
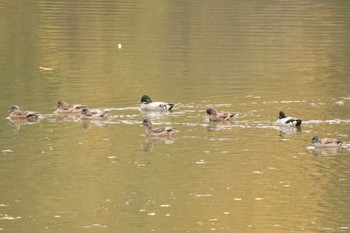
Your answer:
(8, 105), (41, 121)
(79, 108), (108, 120)
(310, 136), (343, 148)
(206, 108), (236, 121)
(275, 111), (302, 127)
(142, 119), (178, 137)
(54, 100), (87, 114)
(140, 95), (174, 112)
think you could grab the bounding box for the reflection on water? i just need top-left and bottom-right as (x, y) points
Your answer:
(1, 0), (350, 232)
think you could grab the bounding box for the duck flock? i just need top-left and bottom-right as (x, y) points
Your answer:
(7, 94), (344, 149)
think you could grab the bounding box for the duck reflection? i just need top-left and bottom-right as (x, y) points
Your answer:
(7, 118), (41, 131)
(141, 137), (176, 152)
(80, 120), (108, 129)
(277, 125), (302, 136)
(307, 147), (342, 156)
(206, 121), (236, 132)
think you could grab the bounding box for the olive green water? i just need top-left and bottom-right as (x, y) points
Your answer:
(1, 1), (350, 232)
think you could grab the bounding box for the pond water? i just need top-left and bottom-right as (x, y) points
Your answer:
(1, 0), (350, 232)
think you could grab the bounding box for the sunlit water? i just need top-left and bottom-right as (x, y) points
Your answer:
(1, 1), (350, 232)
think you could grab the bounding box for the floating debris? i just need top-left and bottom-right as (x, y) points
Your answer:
(39, 66), (53, 71)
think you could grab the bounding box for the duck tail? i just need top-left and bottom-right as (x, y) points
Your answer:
(167, 103), (175, 111)
(337, 139), (343, 145)
(229, 112), (237, 118)
(295, 119), (302, 127)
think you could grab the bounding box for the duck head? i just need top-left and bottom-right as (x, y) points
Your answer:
(140, 95), (153, 104)
(311, 136), (321, 144)
(9, 105), (20, 113)
(142, 119), (153, 129)
(206, 108), (217, 116)
(279, 111), (286, 119)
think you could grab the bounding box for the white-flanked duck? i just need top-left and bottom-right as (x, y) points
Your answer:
(140, 95), (174, 112)
(275, 111), (302, 127)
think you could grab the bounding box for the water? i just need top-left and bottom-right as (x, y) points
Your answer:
(1, 0), (350, 232)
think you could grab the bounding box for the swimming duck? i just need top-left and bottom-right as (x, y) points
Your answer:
(142, 119), (178, 137)
(8, 105), (41, 120)
(310, 136), (343, 148)
(54, 100), (87, 114)
(206, 108), (236, 121)
(79, 108), (108, 120)
(275, 111), (302, 127)
(140, 95), (174, 112)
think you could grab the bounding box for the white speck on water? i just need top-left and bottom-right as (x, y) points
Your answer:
(255, 197), (264, 201)
(252, 170), (263, 174)
(336, 100), (344, 106)
(83, 224), (107, 228)
(160, 204), (170, 208)
(2, 149), (13, 153)
(147, 213), (156, 216)
(196, 160), (206, 164)
(117, 43), (122, 49)
(193, 194), (213, 197)
(234, 198), (242, 201)
(223, 211), (230, 215)
(208, 218), (218, 222)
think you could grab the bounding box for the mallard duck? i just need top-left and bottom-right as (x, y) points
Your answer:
(206, 108), (236, 121)
(142, 119), (178, 137)
(310, 136), (343, 148)
(275, 111), (302, 127)
(54, 100), (87, 114)
(140, 95), (174, 111)
(79, 108), (108, 120)
(8, 105), (41, 120)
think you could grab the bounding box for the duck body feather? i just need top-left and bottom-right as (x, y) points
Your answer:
(8, 105), (41, 120)
(55, 100), (87, 114)
(143, 119), (177, 137)
(310, 136), (343, 148)
(140, 95), (174, 112)
(206, 108), (236, 121)
(275, 111), (302, 127)
(79, 108), (108, 120)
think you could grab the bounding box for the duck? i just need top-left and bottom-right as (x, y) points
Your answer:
(275, 111), (302, 127)
(79, 108), (108, 120)
(206, 108), (237, 121)
(8, 105), (41, 121)
(142, 119), (178, 137)
(54, 100), (87, 114)
(140, 95), (174, 112)
(310, 136), (343, 148)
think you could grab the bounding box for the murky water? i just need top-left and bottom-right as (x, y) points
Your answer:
(1, 0), (350, 232)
